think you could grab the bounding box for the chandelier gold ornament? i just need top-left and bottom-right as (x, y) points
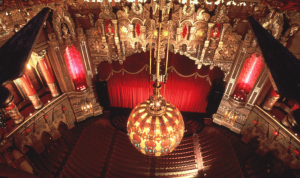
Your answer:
(127, 0), (184, 156)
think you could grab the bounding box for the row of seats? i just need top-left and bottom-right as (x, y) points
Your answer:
(32, 137), (72, 177)
(155, 135), (198, 177)
(198, 128), (244, 178)
(60, 123), (115, 178)
(107, 131), (151, 178)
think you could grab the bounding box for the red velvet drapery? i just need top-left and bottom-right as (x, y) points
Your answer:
(98, 52), (224, 113)
(163, 72), (211, 113)
(108, 69), (150, 109)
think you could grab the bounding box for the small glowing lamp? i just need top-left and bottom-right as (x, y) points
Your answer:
(162, 29), (169, 37)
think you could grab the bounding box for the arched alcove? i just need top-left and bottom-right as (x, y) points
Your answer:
(58, 121), (69, 136)
(41, 132), (54, 147)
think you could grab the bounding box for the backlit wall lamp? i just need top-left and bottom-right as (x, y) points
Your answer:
(253, 119), (259, 126)
(273, 129), (279, 140)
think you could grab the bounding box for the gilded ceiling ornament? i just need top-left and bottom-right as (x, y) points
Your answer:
(218, 45), (235, 60)
(210, 5), (230, 23)
(91, 40), (104, 53)
(0, 17), (6, 32)
(99, 2), (116, 19)
(88, 13), (95, 27)
(52, 3), (76, 42)
(62, 23), (71, 40)
(260, 9), (284, 40)
(132, 3), (143, 15)
(196, 8), (210, 22)
(183, 4), (195, 17)
(162, 2), (171, 16)
(233, 18), (240, 31)
(117, 6), (129, 19)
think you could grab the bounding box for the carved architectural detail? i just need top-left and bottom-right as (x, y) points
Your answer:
(210, 5), (230, 23)
(260, 9), (284, 40)
(241, 106), (300, 170)
(52, 3), (77, 44)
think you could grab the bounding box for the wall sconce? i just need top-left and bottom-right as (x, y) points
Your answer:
(253, 119), (258, 125)
(81, 101), (93, 112)
(27, 64), (31, 70)
(273, 130), (279, 136)
(153, 29), (158, 37)
(196, 30), (204, 38)
(162, 29), (169, 37)
(120, 26), (128, 35)
(154, 28), (168, 38)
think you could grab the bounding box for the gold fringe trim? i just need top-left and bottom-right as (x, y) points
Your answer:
(103, 65), (212, 85)
(105, 65), (149, 81)
(167, 66), (212, 85)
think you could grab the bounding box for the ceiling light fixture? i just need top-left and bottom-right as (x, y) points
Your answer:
(127, 0), (184, 157)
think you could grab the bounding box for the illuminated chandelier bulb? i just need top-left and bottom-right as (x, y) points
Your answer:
(214, 0), (220, 5)
(190, 0), (197, 4)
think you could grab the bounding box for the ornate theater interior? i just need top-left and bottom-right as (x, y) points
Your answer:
(1, 0), (300, 177)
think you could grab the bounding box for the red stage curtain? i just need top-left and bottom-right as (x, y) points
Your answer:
(101, 52), (224, 113)
(107, 69), (151, 108)
(163, 71), (211, 113)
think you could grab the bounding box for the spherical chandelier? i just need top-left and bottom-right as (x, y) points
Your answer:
(127, 0), (184, 157)
(127, 84), (184, 156)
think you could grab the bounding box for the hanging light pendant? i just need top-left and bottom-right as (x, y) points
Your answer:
(127, 0), (184, 156)
(127, 84), (184, 156)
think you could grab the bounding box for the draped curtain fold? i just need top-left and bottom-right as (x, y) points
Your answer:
(100, 52), (224, 113)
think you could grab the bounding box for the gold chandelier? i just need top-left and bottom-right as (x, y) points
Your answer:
(127, 0), (184, 156)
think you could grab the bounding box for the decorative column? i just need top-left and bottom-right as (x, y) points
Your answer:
(77, 27), (94, 88)
(176, 27), (182, 42)
(98, 19), (107, 43)
(262, 89), (280, 111)
(17, 73), (43, 110)
(34, 51), (60, 98)
(111, 19), (122, 62)
(140, 26), (146, 40)
(0, 87), (24, 124)
(220, 23), (230, 42)
(197, 23), (215, 69)
(128, 24), (134, 39)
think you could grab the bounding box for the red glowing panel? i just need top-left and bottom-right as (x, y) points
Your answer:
(210, 23), (221, 37)
(5, 103), (15, 110)
(136, 23), (141, 37)
(292, 104), (299, 111)
(270, 89), (280, 97)
(273, 131), (279, 136)
(236, 53), (264, 93)
(182, 25), (188, 38)
(252, 120), (258, 124)
(105, 20), (114, 33)
(294, 150), (299, 155)
(64, 45), (87, 91)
